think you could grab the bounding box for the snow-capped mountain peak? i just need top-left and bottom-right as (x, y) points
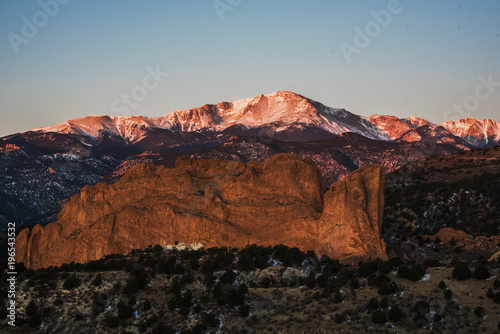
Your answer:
(30, 91), (390, 142)
(405, 116), (431, 127)
(26, 91), (499, 147)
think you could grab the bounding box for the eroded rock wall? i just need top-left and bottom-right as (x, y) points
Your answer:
(16, 154), (386, 269)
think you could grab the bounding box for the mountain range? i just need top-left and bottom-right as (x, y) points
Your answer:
(1, 91), (499, 229)
(27, 91), (499, 147)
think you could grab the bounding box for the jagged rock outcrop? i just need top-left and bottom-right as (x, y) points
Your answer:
(426, 228), (500, 254)
(317, 165), (386, 262)
(16, 154), (386, 269)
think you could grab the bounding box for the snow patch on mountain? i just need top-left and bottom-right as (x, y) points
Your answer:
(30, 91), (393, 142)
(440, 118), (500, 146)
(26, 91), (499, 147)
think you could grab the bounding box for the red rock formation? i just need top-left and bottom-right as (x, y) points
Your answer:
(317, 165), (386, 262)
(16, 154), (386, 269)
(0, 143), (23, 153)
(426, 228), (500, 254)
(428, 228), (472, 244)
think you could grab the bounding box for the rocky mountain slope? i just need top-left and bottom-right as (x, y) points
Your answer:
(16, 154), (386, 269)
(1, 91), (498, 230)
(102, 133), (467, 187)
(441, 118), (500, 147)
(383, 145), (500, 257)
(0, 136), (120, 227)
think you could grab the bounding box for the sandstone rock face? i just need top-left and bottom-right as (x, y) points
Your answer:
(16, 154), (386, 269)
(430, 228), (472, 244)
(318, 165), (386, 262)
(427, 228), (500, 254)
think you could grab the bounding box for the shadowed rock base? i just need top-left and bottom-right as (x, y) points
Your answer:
(16, 154), (386, 269)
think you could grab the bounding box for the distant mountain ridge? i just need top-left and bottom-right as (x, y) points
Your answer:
(28, 91), (500, 148)
(30, 91), (386, 141)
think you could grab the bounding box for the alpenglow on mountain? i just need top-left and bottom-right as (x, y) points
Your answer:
(29, 91), (500, 147)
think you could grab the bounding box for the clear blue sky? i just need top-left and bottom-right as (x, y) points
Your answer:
(1, 0), (499, 137)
